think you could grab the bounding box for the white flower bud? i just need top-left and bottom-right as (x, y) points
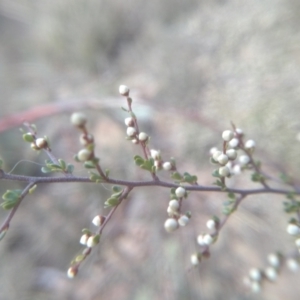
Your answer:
(167, 206), (174, 215)
(119, 84), (130, 96)
(295, 238), (300, 248)
(87, 235), (100, 248)
(77, 149), (92, 162)
(267, 253), (281, 268)
(218, 166), (230, 177)
(202, 234), (215, 245)
(190, 253), (201, 265)
(226, 149), (237, 160)
(79, 133), (94, 146)
(286, 223), (300, 236)
(212, 151), (222, 161)
(197, 234), (206, 246)
(67, 267), (77, 279)
(175, 186), (186, 198)
(131, 138), (138, 144)
(239, 155), (250, 166)
(229, 138), (239, 148)
(264, 267), (277, 281)
(124, 117), (134, 126)
(245, 139), (256, 150)
(286, 258), (299, 272)
(222, 130), (234, 142)
(92, 215), (104, 227)
(163, 162), (172, 171)
(233, 164), (242, 175)
(178, 215), (189, 226)
(35, 138), (48, 149)
(217, 153), (229, 165)
(80, 234), (89, 245)
(209, 147), (218, 155)
(164, 218), (178, 232)
(249, 268), (262, 281)
(169, 199), (179, 211)
(251, 281), (261, 293)
(150, 149), (160, 160)
(235, 128), (243, 136)
(126, 126), (136, 137)
(138, 132), (148, 142)
(71, 112), (87, 127)
(206, 219), (217, 230)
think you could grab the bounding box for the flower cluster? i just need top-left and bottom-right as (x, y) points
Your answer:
(164, 187), (191, 232)
(210, 128), (256, 178)
(244, 252), (299, 293)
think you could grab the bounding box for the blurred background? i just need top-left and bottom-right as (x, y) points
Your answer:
(0, 0), (300, 299)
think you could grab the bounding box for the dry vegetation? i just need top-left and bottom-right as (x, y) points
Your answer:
(0, 0), (300, 299)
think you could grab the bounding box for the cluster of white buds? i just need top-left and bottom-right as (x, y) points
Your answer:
(210, 128), (256, 177)
(197, 233), (217, 246)
(244, 252), (300, 293)
(286, 221), (300, 254)
(150, 149), (164, 171)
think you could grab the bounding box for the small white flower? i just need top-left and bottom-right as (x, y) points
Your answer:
(226, 149), (237, 160)
(202, 234), (215, 245)
(80, 234), (89, 245)
(87, 235), (100, 248)
(163, 162), (172, 171)
(264, 267), (277, 281)
(212, 151), (222, 161)
(138, 132), (148, 141)
(77, 149), (92, 162)
(295, 238), (300, 248)
(119, 84), (130, 96)
(267, 253), (281, 268)
(164, 218), (178, 232)
(124, 117), (134, 127)
(169, 199), (179, 211)
(218, 166), (230, 177)
(175, 186), (186, 198)
(206, 219), (217, 230)
(178, 215), (189, 226)
(217, 153), (229, 165)
(249, 268), (262, 281)
(67, 267), (77, 279)
(229, 138), (239, 148)
(126, 126), (136, 137)
(251, 281), (261, 293)
(235, 128), (243, 136)
(222, 130), (234, 142)
(131, 138), (138, 144)
(197, 234), (206, 246)
(150, 149), (160, 160)
(286, 223), (300, 236)
(233, 164), (242, 175)
(35, 138), (48, 149)
(209, 147), (219, 155)
(286, 258), (299, 272)
(239, 155), (250, 166)
(70, 112), (87, 127)
(245, 139), (256, 150)
(92, 215), (101, 226)
(190, 253), (201, 265)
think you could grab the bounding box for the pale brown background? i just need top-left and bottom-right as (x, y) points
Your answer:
(0, 0), (300, 299)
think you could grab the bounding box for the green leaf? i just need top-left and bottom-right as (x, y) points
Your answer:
(29, 185), (37, 194)
(212, 169), (221, 178)
(22, 133), (35, 143)
(2, 190), (22, 201)
(183, 172), (197, 184)
(140, 158), (154, 171)
(171, 172), (183, 181)
(251, 172), (265, 182)
(58, 159), (66, 170)
(66, 164), (74, 174)
(89, 172), (104, 183)
(41, 166), (52, 173)
(112, 186), (122, 193)
(134, 155), (145, 167)
(228, 192), (236, 199)
(84, 160), (96, 169)
(104, 197), (120, 208)
(81, 228), (91, 235)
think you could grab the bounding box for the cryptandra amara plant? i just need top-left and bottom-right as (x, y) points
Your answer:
(0, 85), (299, 293)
